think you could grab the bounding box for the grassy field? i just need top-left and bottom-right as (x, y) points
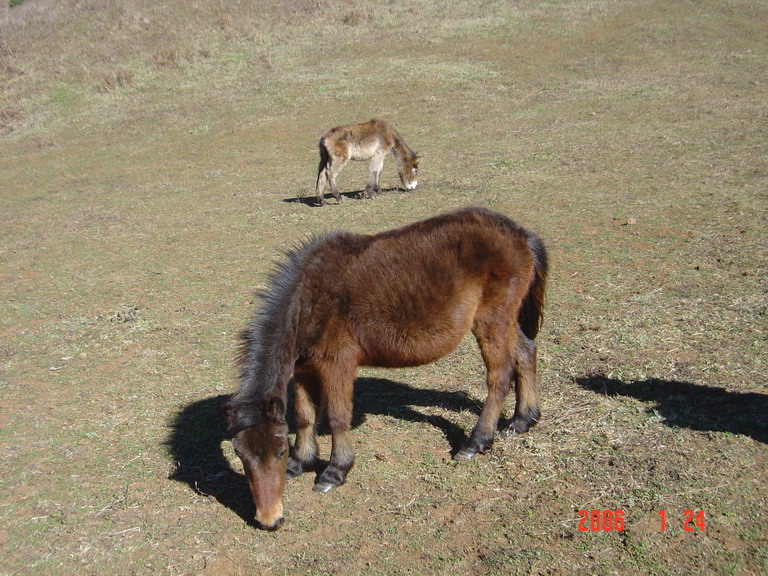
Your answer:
(1, 0), (766, 574)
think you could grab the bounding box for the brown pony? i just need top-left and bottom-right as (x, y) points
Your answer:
(315, 119), (419, 205)
(224, 207), (548, 530)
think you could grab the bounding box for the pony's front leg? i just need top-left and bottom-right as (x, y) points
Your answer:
(288, 378), (321, 477)
(314, 373), (355, 493)
(314, 426), (355, 493)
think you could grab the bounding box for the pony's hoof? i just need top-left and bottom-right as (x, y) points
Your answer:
(452, 449), (476, 461)
(286, 459), (304, 478)
(500, 417), (531, 436)
(313, 481), (337, 494)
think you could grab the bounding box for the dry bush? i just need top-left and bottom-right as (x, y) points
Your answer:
(153, 46), (180, 68)
(94, 68), (134, 92)
(0, 105), (23, 134)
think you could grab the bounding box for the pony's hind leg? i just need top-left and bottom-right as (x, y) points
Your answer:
(288, 377), (321, 477)
(501, 331), (540, 435)
(454, 328), (514, 460)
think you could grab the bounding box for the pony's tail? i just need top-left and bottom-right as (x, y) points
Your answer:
(519, 231), (549, 340)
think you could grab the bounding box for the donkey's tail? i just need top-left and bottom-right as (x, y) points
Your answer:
(518, 231), (549, 341)
(316, 137), (330, 187)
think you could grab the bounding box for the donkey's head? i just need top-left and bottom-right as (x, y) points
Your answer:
(398, 154), (419, 191)
(223, 396), (289, 531)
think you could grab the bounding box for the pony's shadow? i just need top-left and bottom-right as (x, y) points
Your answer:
(166, 394), (256, 524)
(345, 377), (480, 449)
(166, 377), (481, 522)
(576, 375), (768, 444)
(283, 188), (403, 206)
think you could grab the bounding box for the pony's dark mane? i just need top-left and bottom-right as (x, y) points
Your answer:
(232, 235), (330, 406)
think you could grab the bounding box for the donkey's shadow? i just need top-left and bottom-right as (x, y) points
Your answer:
(166, 377), (480, 523)
(283, 188), (405, 206)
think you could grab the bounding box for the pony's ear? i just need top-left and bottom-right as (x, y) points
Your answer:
(222, 399), (260, 436)
(222, 398), (285, 436)
(221, 401), (241, 437)
(222, 401), (235, 422)
(266, 397), (286, 424)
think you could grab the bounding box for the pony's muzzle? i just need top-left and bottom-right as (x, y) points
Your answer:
(254, 502), (284, 531)
(405, 181), (418, 190)
(254, 515), (284, 531)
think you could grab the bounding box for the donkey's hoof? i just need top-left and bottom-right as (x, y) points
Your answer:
(452, 449), (477, 461)
(313, 481), (337, 494)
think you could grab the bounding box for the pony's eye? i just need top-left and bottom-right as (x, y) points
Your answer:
(276, 448), (287, 460)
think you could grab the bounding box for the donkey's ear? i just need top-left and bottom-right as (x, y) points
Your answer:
(266, 397), (286, 424)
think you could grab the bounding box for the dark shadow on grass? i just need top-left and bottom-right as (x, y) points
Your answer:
(166, 394), (257, 525)
(576, 375), (768, 444)
(166, 378), (482, 523)
(347, 377), (480, 453)
(282, 188), (404, 206)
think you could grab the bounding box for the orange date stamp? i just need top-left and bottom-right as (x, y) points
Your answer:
(577, 509), (706, 532)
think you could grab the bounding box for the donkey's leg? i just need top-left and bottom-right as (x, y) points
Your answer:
(315, 164), (328, 206)
(455, 326), (514, 461)
(314, 363), (356, 493)
(315, 143), (333, 206)
(288, 377), (322, 477)
(500, 331), (540, 436)
(364, 153), (386, 199)
(327, 158), (347, 205)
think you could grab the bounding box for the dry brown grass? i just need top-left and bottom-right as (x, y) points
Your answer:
(1, 0), (766, 574)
